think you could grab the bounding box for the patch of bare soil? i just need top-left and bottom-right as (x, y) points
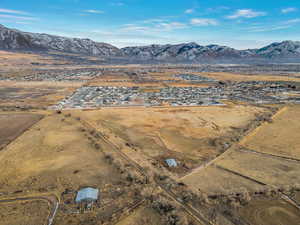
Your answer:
(0, 200), (49, 225)
(0, 113), (43, 149)
(238, 199), (300, 225)
(116, 206), (164, 225)
(0, 84), (77, 109)
(241, 105), (300, 160)
(0, 114), (122, 193)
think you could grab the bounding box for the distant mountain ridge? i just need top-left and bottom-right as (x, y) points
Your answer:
(0, 24), (121, 56)
(122, 42), (253, 61)
(122, 41), (300, 61)
(0, 24), (300, 62)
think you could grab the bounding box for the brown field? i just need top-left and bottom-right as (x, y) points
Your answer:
(0, 50), (70, 74)
(199, 72), (300, 82)
(116, 206), (164, 225)
(294, 192), (300, 204)
(215, 149), (300, 186)
(0, 63), (300, 224)
(71, 105), (267, 176)
(0, 113), (43, 149)
(181, 165), (264, 194)
(0, 113), (122, 194)
(0, 50), (54, 66)
(241, 105), (300, 160)
(238, 199), (300, 225)
(86, 80), (167, 87)
(0, 112), (144, 225)
(86, 71), (214, 88)
(0, 200), (49, 225)
(0, 81), (79, 108)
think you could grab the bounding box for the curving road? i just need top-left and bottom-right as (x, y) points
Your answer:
(0, 194), (59, 225)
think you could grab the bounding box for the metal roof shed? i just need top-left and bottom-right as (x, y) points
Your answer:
(165, 159), (178, 167)
(75, 187), (99, 203)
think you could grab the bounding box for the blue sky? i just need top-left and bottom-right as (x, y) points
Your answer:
(0, 0), (299, 49)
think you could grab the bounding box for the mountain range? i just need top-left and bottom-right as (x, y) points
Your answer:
(1, 24), (300, 63)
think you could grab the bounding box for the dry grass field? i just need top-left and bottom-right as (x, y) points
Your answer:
(0, 113), (43, 149)
(238, 199), (300, 225)
(0, 50), (58, 67)
(294, 192), (300, 204)
(181, 105), (300, 193)
(0, 200), (50, 225)
(0, 81), (80, 108)
(215, 149), (300, 186)
(87, 71), (214, 88)
(71, 105), (267, 172)
(116, 206), (164, 225)
(181, 166), (264, 194)
(200, 72), (300, 82)
(0, 113), (122, 194)
(0, 112), (146, 225)
(241, 105), (300, 160)
(0, 62), (299, 224)
(0, 51), (71, 77)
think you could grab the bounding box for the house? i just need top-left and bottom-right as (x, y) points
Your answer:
(165, 158), (178, 167)
(75, 187), (99, 204)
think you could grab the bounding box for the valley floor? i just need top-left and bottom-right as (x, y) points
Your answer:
(0, 59), (300, 225)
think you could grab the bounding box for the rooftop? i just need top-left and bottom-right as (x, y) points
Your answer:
(165, 158), (178, 167)
(75, 187), (99, 203)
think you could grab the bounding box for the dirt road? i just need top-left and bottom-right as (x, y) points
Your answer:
(0, 194), (59, 225)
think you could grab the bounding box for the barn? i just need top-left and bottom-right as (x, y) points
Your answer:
(75, 187), (99, 203)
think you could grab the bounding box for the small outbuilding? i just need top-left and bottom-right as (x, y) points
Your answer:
(75, 187), (99, 203)
(165, 158), (178, 167)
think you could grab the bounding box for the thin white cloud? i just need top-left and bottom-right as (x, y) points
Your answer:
(15, 21), (33, 25)
(190, 18), (218, 26)
(284, 18), (300, 24)
(0, 8), (29, 15)
(0, 14), (38, 21)
(120, 20), (188, 33)
(281, 7), (298, 14)
(91, 30), (114, 35)
(247, 25), (292, 32)
(207, 6), (230, 12)
(83, 9), (104, 14)
(111, 2), (124, 6)
(156, 22), (187, 30)
(227, 9), (266, 19)
(120, 25), (150, 32)
(185, 9), (194, 14)
(142, 18), (166, 24)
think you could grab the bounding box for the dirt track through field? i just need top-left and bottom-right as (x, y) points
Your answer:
(0, 113), (43, 151)
(239, 106), (288, 146)
(178, 106), (280, 181)
(239, 199), (300, 225)
(78, 117), (211, 225)
(0, 194), (59, 225)
(238, 148), (300, 163)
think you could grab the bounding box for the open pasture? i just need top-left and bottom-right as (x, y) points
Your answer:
(0, 81), (79, 108)
(215, 149), (300, 186)
(0, 200), (49, 225)
(116, 206), (164, 225)
(71, 105), (267, 173)
(200, 72), (300, 83)
(238, 199), (300, 225)
(181, 165), (264, 194)
(0, 113), (122, 194)
(241, 105), (300, 160)
(0, 113), (43, 149)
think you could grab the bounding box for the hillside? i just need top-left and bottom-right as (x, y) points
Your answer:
(0, 24), (300, 62)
